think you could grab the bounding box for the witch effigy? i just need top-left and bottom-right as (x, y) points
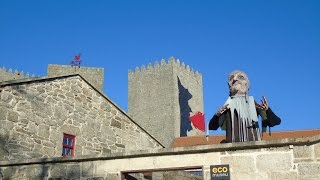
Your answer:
(209, 70), (281, 143)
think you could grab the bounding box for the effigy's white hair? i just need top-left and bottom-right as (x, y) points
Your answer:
(228, 70), (250, 90)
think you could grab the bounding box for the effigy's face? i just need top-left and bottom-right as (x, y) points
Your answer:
(228, 71), (249, 96)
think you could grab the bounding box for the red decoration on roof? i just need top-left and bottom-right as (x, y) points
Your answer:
(189, 112), (205, 132)
(74, 54), (81, 61)
(70, 53), (81, 67)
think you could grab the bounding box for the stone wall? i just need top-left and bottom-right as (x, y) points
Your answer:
(0, 67), (34, 82)
(128, 57), (204, 148)
(0, 64), (104, 92)
(0, 75), (162, 161)
(0, 135), (319, 179)
(127, 170), (202, 180)
(47, 64), (104, 92)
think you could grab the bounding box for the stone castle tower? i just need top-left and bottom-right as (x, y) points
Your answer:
(128, 57), (204, 147)
(47, 64), (104, 92)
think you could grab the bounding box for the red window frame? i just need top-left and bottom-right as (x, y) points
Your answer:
(62, 133), (75, 157)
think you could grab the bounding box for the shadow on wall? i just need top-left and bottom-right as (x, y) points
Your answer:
(0, 85), (100, 179)
(178, 77), (193, 137)
(0, 128), (95, 179)
(0, 135), (9, 161)
(0, 130), (49, 178)
(124, 169), (203, 180)
(0, 85), (50, 178)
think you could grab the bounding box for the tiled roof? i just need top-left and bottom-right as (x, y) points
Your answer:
(171, 129), (320, 148)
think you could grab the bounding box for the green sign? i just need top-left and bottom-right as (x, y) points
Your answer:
(210, 165), (230, 180)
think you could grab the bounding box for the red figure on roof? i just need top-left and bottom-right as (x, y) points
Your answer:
(70, 53), (81, 67)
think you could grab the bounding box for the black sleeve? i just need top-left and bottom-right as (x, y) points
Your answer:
(209, 114), (220, 130)
(262, 108), (281, 128)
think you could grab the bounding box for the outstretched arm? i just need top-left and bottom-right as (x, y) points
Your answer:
(255, 96), (269, 111)
(256, 96), (281, 129)
(209, 104), (229, 130)
(265, 108), (281, 127)
(209, 114), (220, 130)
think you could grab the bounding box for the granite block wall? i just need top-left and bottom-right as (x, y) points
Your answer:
(47, 64), (104, 92)
(1, 136), (320, 179)
(0, 75), (162, 161)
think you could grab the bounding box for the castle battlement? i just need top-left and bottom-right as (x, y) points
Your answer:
(0, 67), (35, 82)
(128, 57), (204, 147)
(128, 57), (202, 82)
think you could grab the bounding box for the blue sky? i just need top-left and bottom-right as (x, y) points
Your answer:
(1, 0), (319, 134)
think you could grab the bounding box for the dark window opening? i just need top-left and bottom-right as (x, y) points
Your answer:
(62, 133), (75, 157)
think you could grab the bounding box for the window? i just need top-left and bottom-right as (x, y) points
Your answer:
(62, 133), (75, 157)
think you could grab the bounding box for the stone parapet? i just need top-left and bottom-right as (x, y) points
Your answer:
(128, 57), (202, 84)
(1, 134), (320, 179)
(0, 67), (35, 82)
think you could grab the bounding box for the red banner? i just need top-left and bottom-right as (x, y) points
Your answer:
(189, 112), (205, 132)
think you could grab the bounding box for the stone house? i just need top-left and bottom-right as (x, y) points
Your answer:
(0, 73), (163, 161)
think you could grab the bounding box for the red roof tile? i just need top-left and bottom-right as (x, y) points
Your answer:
(171, 129), (320, 148)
